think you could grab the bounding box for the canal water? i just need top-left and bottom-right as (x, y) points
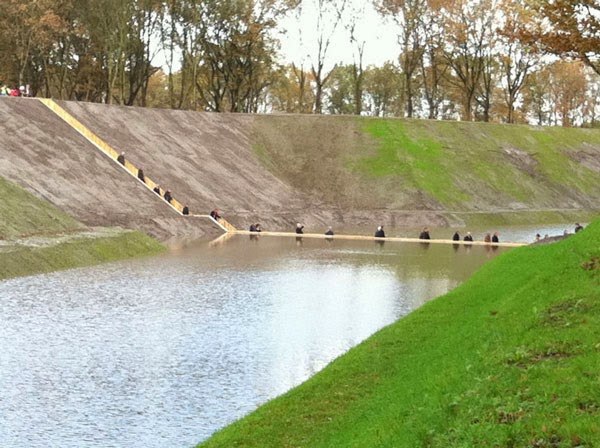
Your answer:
(0, 225), (570, 447)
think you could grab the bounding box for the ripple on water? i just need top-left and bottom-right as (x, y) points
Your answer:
(0, 236), (505, 447)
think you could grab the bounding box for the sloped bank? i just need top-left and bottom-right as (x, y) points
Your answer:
(198, 219), (600, 447)
(0, 176), (164, 281)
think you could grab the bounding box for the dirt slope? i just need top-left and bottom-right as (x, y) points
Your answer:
(0, 98), (218, 241)
(1, 98), (598, 242)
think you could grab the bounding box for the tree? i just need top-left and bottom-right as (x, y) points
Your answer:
(518, 0), (600, 76)
(327, 64), (356, 114)
(375, 0), (428, 118)
(547, 61), (587, 127)
(497, 1), (539, 123)
(419, 4), (449, 119)
(442, 0), (500, 121)
(363, 62), (403, 117)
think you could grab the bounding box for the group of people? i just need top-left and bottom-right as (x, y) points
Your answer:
(0, 84), (32, 97)
(117, 151), (191, 215)
(452, 231), (499, 243)
(295, 223), (333, 236)
(249, 223), (262, 232)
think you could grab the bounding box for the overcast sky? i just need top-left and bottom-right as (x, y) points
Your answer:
(276, 0), (400, 69)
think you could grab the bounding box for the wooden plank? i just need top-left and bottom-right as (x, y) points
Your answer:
(233, 230), (527, 247)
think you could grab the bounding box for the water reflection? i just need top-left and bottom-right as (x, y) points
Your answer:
(0, 236), (508, 448)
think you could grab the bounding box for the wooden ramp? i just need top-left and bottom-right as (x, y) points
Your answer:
(232, 230), (527, 248)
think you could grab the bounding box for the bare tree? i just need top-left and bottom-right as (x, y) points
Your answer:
(375, 0), (427, 118)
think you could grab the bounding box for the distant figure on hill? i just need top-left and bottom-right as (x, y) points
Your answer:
(210, 209), (221, 220)
(153, 184), (161, 195)
(484, 233), (491, 243)
(575, 223), (584, 233)
(249, 223), (257, 232)
(182, 205), (189, 215)
(325, 226), (334, 236)
(137, 168), (145, 183)
(9, 87), (20, 97)
(535, 233), (541, 242)
(419, 227), (431, 240)
(492, 232), (499, 243)
(464, 232), (473, 242)
(117, 152), (125, 165)
(295, 223), (304, 234)
(164, 190), (173, 203)
(452, 231), (460, 241)
(374, 226), (385, 238)
(255, 224), (262, 232)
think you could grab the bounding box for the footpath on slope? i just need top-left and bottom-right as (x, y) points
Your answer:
(39, 98), (236, 233)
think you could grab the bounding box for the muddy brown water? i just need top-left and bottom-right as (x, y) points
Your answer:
(0, 225), (572, 447)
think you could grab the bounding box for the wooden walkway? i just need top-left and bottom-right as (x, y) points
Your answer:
(232, 230), (527, 248)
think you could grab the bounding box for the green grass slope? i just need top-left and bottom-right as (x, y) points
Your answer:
(252, 116), (600, 220)
(199, 219), (600, 447)
(0, 175), (165, 280)
(0, 175), (83, 239)
(0, 231), (164, 281)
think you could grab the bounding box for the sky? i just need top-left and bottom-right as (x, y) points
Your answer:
(276, 0), (400, 69)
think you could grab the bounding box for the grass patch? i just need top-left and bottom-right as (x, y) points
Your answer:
(198, 218), (600, 447)
(0, 231), (164, 280)
(358, 119), (469, 206)
(0, 175), (165, 280)
(0, 175), (83, 239)
(456, 210), (600, 228)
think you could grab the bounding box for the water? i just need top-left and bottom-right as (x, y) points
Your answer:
(0, 230), (545, 447)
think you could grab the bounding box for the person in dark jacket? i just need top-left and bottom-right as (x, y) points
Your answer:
(117, 152), (125, 165)
(137, 168), (145, 183)
(419, 227), (431, 240)
(452, 231), (460, 241)
(575, 223), (584, 233)
(492, 232), (499, 243)
(295, 223), (304, 234)
(182, 205), (189, 215)
(249, 223), (257, 232)
(163, 190), (173, 203)
(325, 226), (334, 236)
(374, 226), (385, 238)
(464, 232), (473, 242)
(210, 209), (221, 220)
(153, 184), (161, 195)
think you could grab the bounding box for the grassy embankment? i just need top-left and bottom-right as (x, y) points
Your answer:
(199, 218), (600, 447)
(252, 116), (600, 226)
(0, 176), (164, 280)
(358, 119), (600, 226)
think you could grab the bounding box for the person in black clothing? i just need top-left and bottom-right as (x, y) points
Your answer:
(164, 190), (173, 203)
(255, 224), (262, 232)
(117, 152), (125, 165)
(182, 205), (189, 215)
(295, 223), (304, 234)
(464, 232), (473, 242)
(137, 168), (145, 183)
(374, 226), (385, 238)
(153, 184), (161, 195)
(492, 232), (499, 243)
(575, 223), (584, 233)
(210, 209), (221, 220)
(249, 223), (257, 232)
(325, 226), (334, 236)
(419, 227), (431, 240)
(452, 231), (460, 241)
